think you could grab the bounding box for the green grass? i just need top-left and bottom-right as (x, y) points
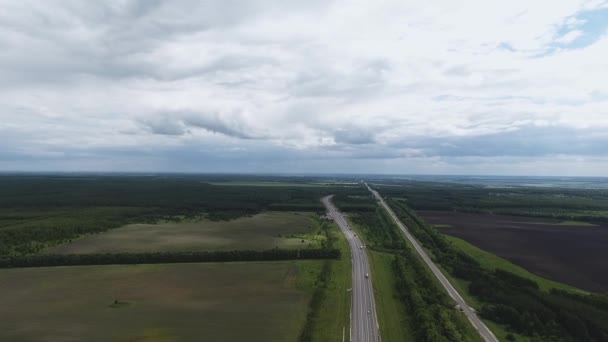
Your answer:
(368, 251), (416, 342)
(309, 222), (352, 342)
(558, 220), (598, 226)
(0, 261), (319, 342)
(445, 236), (582, 293)
(45, 211), (324, 254)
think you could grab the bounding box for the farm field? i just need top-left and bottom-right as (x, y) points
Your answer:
(0, 261), (318, 342)
(45, 211), (324, 254)
(419, 210), (608, 292)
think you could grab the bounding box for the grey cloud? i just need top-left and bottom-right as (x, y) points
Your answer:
(0, 1), (324, 85)
(184, 113), (259, 139)
(141, 111), (264, 140)
(333, 128), (376, 145)
(392, 126), (608, 158)
(139, 116), (188, 136)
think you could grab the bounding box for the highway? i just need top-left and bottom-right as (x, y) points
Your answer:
(366, 184), (499, 342)
(322, 195), (380, 342)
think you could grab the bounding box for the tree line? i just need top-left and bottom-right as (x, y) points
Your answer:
(378, 181), (608, 223)
(0, 248), (341, 268)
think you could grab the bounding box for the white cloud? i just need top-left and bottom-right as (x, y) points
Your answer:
(0, 0), (607, 175)
(556, 29), (584, 43)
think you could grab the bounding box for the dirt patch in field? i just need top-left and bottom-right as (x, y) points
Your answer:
(418, 210), (608, 292)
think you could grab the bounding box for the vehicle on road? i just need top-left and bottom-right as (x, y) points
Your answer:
(365, 273), (369, 278)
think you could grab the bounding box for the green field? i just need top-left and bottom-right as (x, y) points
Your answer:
(45, 212), (324, 254)
(0, 261), (319, 342)
(368, 251), (415, 342)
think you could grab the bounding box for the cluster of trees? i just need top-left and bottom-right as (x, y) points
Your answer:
(388, 200), (608, 341)
(332, 191), (377, 212)
(393, 254), (473, 341)
(0, 248), (341, 268)
(348, 207), (404, 251)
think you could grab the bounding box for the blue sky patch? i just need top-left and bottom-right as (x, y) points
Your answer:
(553, 7), (608, 50)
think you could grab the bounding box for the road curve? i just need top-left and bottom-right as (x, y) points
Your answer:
(366, 184), (498, 342)
(322, 195), (380, 342)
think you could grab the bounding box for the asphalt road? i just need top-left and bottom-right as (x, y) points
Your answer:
(322, 195), (380, 342)
(366, 184), (499, 342)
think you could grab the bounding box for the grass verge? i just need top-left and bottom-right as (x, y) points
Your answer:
(302, 222), (352, 342)
(368, 250), (415, 342)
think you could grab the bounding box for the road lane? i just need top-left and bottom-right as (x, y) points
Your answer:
(322, 195), (380, 342)
(366, 184), (498, 342)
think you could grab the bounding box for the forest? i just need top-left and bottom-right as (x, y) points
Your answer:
(0, 175), (361, 257)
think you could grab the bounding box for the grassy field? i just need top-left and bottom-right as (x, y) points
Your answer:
(45, 212), (324, 254)
(368, 251), (415, 342)
(0, 261), (320, 342)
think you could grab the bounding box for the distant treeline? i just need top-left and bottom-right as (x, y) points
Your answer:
(0, 175), (330, 214)
(0, 248), (341, 268)
(387, 199), (608, 341)
(377, 181), (608, 222)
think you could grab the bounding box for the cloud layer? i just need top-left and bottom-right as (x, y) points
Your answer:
(1, 0), (608, 175)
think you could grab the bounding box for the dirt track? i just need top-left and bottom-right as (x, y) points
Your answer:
(418, 210), (608, 292)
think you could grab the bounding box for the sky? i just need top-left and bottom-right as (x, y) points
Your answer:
(1, 0), (608, 176)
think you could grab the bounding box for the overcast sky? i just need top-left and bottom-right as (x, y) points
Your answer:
(1, 0), (607, 176)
